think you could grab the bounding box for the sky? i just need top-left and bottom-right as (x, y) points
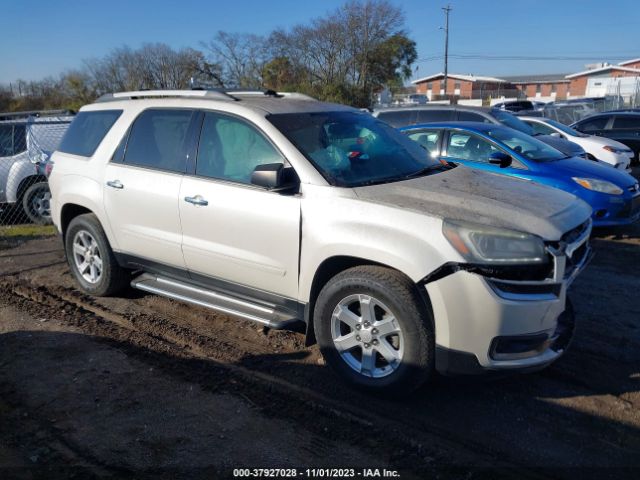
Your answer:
(1, 0), (639, 85)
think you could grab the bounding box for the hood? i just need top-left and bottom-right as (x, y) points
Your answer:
(537, 135), (585, 156)
(551, 157), (637, 187)
(354, 166), (591, 241)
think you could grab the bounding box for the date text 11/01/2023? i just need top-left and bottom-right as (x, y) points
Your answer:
(232, 468), (401, 478)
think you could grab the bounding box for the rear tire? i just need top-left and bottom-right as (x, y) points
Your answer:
(65, 214), (129, 296)
(22, 182), (53, 225)
(314, 265), (434, 397)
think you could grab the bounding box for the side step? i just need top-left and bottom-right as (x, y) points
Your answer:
(131, 273), (299, 329)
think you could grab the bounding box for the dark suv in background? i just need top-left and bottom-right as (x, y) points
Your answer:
(572, 111), (640, 164)
(373, 105), (586, 158)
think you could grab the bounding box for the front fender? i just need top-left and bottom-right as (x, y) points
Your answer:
(298, 189), (460, 302)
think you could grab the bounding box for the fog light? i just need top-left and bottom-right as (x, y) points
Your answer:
(594, 209), (607, 218)
(490, 334), (549, 360)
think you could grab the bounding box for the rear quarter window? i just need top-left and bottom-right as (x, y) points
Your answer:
(58, 110), (122, 157)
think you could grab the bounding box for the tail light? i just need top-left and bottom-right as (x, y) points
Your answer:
(45, 162), (54, 178)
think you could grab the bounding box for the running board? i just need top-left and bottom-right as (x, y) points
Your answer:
(131, 273), (299, 329)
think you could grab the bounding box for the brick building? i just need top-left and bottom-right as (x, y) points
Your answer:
(565, 64), (640, 97)
(501, 74), (570, 100)
(412, 73), (508, 100)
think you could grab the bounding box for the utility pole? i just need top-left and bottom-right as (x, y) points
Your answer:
(442, 4), (452, 98)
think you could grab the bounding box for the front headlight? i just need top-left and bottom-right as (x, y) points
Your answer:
(572, 177), (623, 195)
(442, 219), (547, 264)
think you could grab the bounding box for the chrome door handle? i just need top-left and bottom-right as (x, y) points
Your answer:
(106, 180), (124, 189)
(184, 195), (208, 206)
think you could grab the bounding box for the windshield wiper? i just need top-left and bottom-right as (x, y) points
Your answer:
(403, 164), (449, 179)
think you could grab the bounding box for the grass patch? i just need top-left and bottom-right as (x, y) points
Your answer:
(0, 224), (57, 238)
(0, 224), (57, 250)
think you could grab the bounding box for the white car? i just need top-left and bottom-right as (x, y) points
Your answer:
(521, 116), (633, 172)
(48, 90), (592, 395)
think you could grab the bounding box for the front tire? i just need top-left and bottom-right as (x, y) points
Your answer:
(65, 214), (129, 296)
(314, 265), (434, 396)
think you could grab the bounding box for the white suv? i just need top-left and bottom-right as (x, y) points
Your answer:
(49, 90), (593, 395)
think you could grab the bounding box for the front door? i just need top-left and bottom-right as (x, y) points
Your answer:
(179, 111), (301, 299)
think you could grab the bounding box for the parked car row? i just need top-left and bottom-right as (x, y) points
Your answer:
(0, 111), (73, 224)
(373, 105), (639, 227)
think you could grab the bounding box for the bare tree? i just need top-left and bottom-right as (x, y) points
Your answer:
(202, 32), (268, 88)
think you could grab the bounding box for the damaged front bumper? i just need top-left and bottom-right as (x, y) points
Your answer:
(424, 220), (592, 376)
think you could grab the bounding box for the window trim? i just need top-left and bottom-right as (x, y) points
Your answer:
(189, 109), (291, 190)
(116, 107), (198, 174)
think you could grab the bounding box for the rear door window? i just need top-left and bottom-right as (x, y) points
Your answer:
(416, 109), (455, 123)
(612, 116), (640, 129)
(58, 110), (122, 157)
(123, 109), (194, 173)
(457, 111), (491, 122)
(375, 110), (417, 127)
(577, 116), (608, 132)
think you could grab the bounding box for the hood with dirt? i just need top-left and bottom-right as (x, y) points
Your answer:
(354, 165), (592, 240)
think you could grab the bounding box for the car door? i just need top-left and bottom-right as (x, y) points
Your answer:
(441, 130), (528, 178)
(103, 108), (197, 269)
(575, 115), (610, 137)
(179, 111), (301, 300)
(607, 115), (640, 158)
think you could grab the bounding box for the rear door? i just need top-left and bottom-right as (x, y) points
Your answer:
(179, 111), (301, 299)
(103, 108), (197, 269)
(607, 115), (640, 158)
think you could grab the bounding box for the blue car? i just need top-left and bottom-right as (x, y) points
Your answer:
(399, 122), (640, 227)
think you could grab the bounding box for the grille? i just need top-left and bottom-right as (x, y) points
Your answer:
(561, 219), (590, 244)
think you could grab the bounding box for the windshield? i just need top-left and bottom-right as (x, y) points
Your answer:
(492, 110), (535, 135)
(268, 111), (441, 187)
(544, 118), (589, 138)
(486, 127), (566, 162)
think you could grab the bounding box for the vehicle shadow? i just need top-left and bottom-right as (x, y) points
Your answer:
(0, 330), (430, 480)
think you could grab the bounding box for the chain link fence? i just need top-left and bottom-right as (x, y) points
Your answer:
(0, 111), (73, 230)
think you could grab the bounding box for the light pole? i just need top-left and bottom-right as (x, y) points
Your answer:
(442, 5), (452, 98)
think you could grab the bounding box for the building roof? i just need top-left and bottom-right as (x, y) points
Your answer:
(411, 72), (507, 85)
(565, 65), (640, 79)
(500, 73), (569, 84)
(619, 58), (640, 66)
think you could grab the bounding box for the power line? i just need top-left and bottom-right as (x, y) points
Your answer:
(417, 54), (637, 62)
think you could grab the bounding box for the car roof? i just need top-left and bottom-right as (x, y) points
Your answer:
(399, 121), (504, 133)
(84, 90), (358, 116)
(375, 105), (493, 113)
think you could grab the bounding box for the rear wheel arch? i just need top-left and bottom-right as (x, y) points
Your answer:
(60, 203), (93, 240)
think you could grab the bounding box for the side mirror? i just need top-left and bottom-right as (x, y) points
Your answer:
(251, 163), (299, 191)
(488, 151), (512, 168)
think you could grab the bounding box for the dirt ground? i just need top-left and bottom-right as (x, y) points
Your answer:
(1, 177), (639, 479)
